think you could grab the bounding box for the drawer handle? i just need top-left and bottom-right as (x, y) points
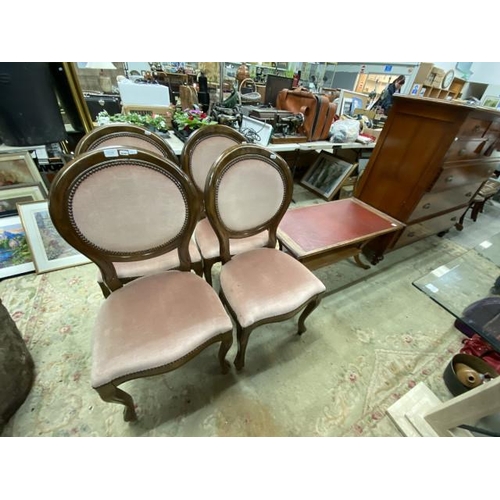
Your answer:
(407, 232), (415, 238)
(473, 125), (481, 133)
(445, 176), (454, 183)
(450, 216), (457, 222)
(465, 192), (472, 197)
(423, 203), (431, 209)
(458, 148), (467, 156)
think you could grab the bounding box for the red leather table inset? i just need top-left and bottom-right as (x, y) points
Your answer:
(278, 198), (404, 269)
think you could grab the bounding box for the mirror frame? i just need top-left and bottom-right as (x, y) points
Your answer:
(62, 62), (94, 133)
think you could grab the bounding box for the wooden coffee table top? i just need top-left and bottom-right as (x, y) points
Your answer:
(278, 198), (404, 258)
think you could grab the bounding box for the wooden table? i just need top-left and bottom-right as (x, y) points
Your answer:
(277, 198), (405, 270)
(162, 134), (376, 156)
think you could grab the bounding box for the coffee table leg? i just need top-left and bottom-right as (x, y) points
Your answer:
(354, 252), (371, 270)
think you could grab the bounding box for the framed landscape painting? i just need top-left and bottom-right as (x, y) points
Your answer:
(0, 216), (35, 279)
(17, 200), (90, 274)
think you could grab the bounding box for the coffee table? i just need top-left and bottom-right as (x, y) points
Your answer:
(277, 198), (404, 271)
(413, 232), (500, 352)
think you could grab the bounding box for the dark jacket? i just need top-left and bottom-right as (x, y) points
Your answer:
(378, 82), (399, 114)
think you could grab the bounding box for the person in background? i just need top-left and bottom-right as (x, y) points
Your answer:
(292, 70), (301, 88)
(308, 75), (317, 92)
(377, 75), (405, 115)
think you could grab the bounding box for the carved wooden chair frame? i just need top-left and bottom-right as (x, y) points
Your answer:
(205, 144), (325, 370)
(75, 124), (204, 291)
(49, 148), (233, 420)
(74, 123), (179, 165)
(180, 124), (259, 285)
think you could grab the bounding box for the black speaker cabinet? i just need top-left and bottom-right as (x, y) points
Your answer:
(0, 62), (68, 146)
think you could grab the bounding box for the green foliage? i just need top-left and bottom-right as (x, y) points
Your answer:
(11, 239), (31, 265)
(97, 111), (172, 132)
(0, 234), (31, 265)
(173, 108), (216, 131)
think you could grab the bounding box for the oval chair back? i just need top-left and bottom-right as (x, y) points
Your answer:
(49, 147), (198, 293)
(180, 124), (246, 205)
(205, 143), (293, 261)
(74, 123), (179, 164)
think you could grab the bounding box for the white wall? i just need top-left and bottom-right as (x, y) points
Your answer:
(434, 62), (500, 84)
(434, 62), (500, 104)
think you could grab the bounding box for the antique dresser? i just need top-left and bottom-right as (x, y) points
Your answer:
(355, 95), (500, 264)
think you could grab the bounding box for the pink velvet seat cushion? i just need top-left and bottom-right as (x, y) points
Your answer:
(91, 271), (233, 388)
(96, 240), (202, 281)
(220, 248), (326, 328)
(194, 217), (269, 259)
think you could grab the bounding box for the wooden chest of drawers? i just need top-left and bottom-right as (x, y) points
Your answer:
(354, 95), (500, 264)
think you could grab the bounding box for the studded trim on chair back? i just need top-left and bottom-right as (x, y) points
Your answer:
(181, 124), (246, 200)
(89, 135), (170, 159)
(49, 148), (200, 292)
(205, 144), (293, 262)
(74, 124), (179, 164)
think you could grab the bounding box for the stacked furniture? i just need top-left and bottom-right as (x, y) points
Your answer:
(457, 176), (500, 228)
(355, 95), (500, 264)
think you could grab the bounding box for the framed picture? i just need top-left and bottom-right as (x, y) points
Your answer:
(300, 151), (358, 201)
(0, 216), (35, 279)
(0, 183), (47, 218)
(0, 152), (48, 195)
(482, 96), (500, 109)
(17, 200), (91, 274)
(337, 89), (369, 116)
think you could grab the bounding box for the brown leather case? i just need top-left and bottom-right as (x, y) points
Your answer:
(276, 88), (337, 141)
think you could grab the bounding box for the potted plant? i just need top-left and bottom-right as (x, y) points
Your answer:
(172, 107), (216, 140)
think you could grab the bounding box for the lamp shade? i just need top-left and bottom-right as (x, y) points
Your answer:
(85, 62), (117, 70)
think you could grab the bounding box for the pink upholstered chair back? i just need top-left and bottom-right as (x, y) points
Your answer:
(181, 124), (247, 202)
(74, 124), (179, 164)
(204, 144), (293, 262)
(49, 148), (200, 293)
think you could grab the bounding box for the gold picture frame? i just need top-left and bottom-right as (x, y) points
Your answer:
(0, 152), (48, 195)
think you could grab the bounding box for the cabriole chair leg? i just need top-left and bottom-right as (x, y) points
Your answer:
(192, 261), (204, 277)
(203, 258), (218, 286)
(98, 281), (111, 298)
(218, 332), (233, 374)
(234, 325), (253, 371)
(298, 296), (322, 335)
(95, 383), (137, 422)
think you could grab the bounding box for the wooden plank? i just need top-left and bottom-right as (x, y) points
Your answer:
(424, 376), (500, 436)
(387, 382), (471, 437)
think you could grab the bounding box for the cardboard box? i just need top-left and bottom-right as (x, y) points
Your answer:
(424, 67), (445, 88)
(413, 62), (434, 85)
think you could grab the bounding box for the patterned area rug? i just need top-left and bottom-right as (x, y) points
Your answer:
(0, 235), (471, 436)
